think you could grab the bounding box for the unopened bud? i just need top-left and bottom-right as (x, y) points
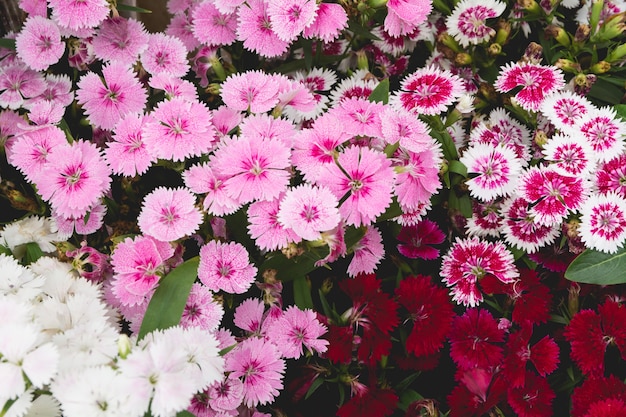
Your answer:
(554, 58), (582, 73)
(495, 19), (511, 44)
(455, 52), (472, 66)
(521, 42), (543, 64)
(118, 334), (132, 359)
(589, 0), (604, 34)
(488, 43), (502, 56)
(356, 50), (369, 71)
(590, 60), (611, 74)
(545, 24), (571, 47)
(574, 24), (591, 43)
(568, 282), (581, 317)
(534, 130), (549, 147)
(607, 42), (626, 62)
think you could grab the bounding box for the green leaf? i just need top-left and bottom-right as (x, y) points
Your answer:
(588, 77), (624, 105)
(448, 192), (472, 218)
(368, 78), (389, 104)
(258, 247), (329, 283)
(302, 38), (313, 71)
(305, 377), (325, 400)
(565, 247), (626, 284)
(397, 389), (423, 411)
(0, 38), (16, 50)
(175, 411), (196, 417)
(448, 160), (467, 177)
(293, 275), (314, 309)
(615, 104), (626, 121)
(116, 3), (152, 13)
(0, 244), (11, 257)
(23, 242), (44, 265)
(347, 20), (381, 40)
(138, 257), (199, 340)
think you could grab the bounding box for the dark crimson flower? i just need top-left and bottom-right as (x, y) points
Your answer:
(564, 300), (626, 377)
(507, 372), (555, 417)
(395, 275), (454, 357)
(448, 308), (505, 370)
(584, 398), (626, 417)
(447, 368), (506, 417)
(336, 386), (398, 417)
(396, 219), (445, 260)
(571, 375), (626, 417)
(325, 324), (354, 364)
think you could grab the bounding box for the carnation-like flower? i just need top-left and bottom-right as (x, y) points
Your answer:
(247, 197), (302, 251)
(8, 125), (67, 184)
(267, 0), (318, 42)
(384, 0), (432, 36)
(469, 107), (532, 161)
(392, 65), (465, 115)
(198, 240), (258, 294)
(91, 16), (149, 65)
(394, 145), (443, 211)
(48, 0), (110, 31)
(192, 0), (238, 46)
(448, 308), (505, 369)
(347, 226), (385, 277)
(220, 70), (280, 113)
(180, 283), (224, 331)
(542, 132), (594, 177)
(15, 16), (65, 71)
(579, 192), (626, 253)
(567, 106), (626, 163)
(266, 306), (329, 359)
(140, 33), (190, 77)
(302, 2), (348, 42)
(500, 196), (560, 253)
(76, 62), (147, 130)
(446, 0), (506, 47)
(236, 0), (289, 58)
(104, 113), (156, 176)
(595, 153), (626, 198)
(183, 162), (240, 216)
(137, 187), (203, 242)
(441, 237), (519, 307)
(396, 219), (445, 260)
(0, 63), (47, 110)
(495, 62), (565, 112)
(507, 372), (555, 417)
(540, 90), (592, 130)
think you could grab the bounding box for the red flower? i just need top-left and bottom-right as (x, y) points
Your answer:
(584, 398), (626, 417)
(336, 386), (398, 417)
(448, 308), (505, 370)
(507, 372), (555, 417)
(447, 368), (506, 417)
(396, 219), (445, 260)
(325, 324), (354, 364)
(395, 275), (454, 357)
(564, 300), (626, 377)
(571, 374), (626, 417)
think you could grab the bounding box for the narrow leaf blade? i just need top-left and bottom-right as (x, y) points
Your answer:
(293, 275), (314, 309)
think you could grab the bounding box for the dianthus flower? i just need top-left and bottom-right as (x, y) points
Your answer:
(579, 192), (626, 253)
(441, 237), (518, 307)
(567, 106), (626, 163)
(183, 162), (240, 216)
(302, 2), (348, 42)
(495, 62), (565, 112)
(91, 16), (149, 65)
(394, 145), (443, 211)
(347, 226), (385, 277)
(540, 90), (592, 130)
(233, 298), (265, 334)
(220, 70), (280, 113)
(542, 132), (593, 177)
(446, 0), (506, 47)
(52, 202), (107, 240)
(166, 13), (200, 51)
(247, 197), (301, 251)
(8, 125), (67, 184)
(48, 0), (110, 31)
(466, 200), (502, 238)
(266, 306), (329, 359)
(141, 33), (190, 77)
(15, 16), (64, 71)
(595, 153), (626, 198)
(267, 0), (318, 42)
(500, 196), (560, 253)
(396, 219), (445, 260)
(137, 187), (203, 242)
(571, 375), (626, 417)
(469, 107), (532, 161)
(104, 113), (155, 177)
(448, 308), (505, 369)
(236, 0), (289, 58)
(0, 63), (47, 110)
(507, 372), (555, 417)
(76, 62), (147, 130)
(192, 0), (238, 46)
(180, 283), (224, 331)
(384, 0), (432, 36)
(337, 386), (398, 417)
(198, 240), (258, 294)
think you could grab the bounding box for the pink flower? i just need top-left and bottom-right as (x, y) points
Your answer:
(239, 113), (296, 148)
(36, 140), (112, 219)
(15, 16), (64, 71)
(220, 70), (280, 113)
(28, 73), (74, 110)
(192, 0), (238, 46)
(397, 219), (445, 260)
(76, 62), (147, 130)
(52, 202), (107, 240)
(446, 0), (506, 47)
(166, 12), (201, 52)
(384, 0), (432, 36)
(441, 237), (518, 307)
(198, 240), (258, 294)
(267, 306), (328, 359)
(180, 283), (224, 331)
(225, 337), (285, 407)
(466, 200), (502, 238)
(141, 33), (190, 77)
(540, 90), (592, 130)
(302, 2), (348, 42)
(518, 165), (586, 226)
(0, 63), (47, 110)
(469, 107), (531, 161)
(393, 145), (442, 211)
(212, 105), (243, 138)
(542, 132), (593, 177)
(150, 72), (198, 101)
(137, 187), (203, 242)
(495, 62), (565, 112)
(110, 235), (174, 306)
(143, 97), (216, 161)
(380, 106), (433, 153)
(579, 192), (626, 253)
(236, 0), (289, 58)
(211, 135), (291, 205)
(234, 298), (266, 334)
(91, 16), (149, 65)
(392, 65), (465, 115)
(48, 0), (110, 31)
(8, 125), (67, 183)
(347, 225), (385, 276)
(501, 196), (560, 253)
(183, 162), (240, 216)
(317, 146), (395, 227)
(104, 113), (156, 176)
(567, 107), (626, 163)
(247, 197), (302, 251)
(276, 184), (341, 241)
(267, 0), (318, 42)
(332, 97), (384, 138)
(595, 153), (626, 198)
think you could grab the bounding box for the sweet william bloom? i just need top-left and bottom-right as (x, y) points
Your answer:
(469, 107), (532, 161)
(183, 162), (240, 216)
(585, 398), (626, 417)
(337, 387), (398, 417)
(391, 65), (465, 115)
(595, 153), (626, 198)
(501, 196), (560, 254)
(507, 372), (555, 417)
(236, 0), (289, 58)
(542, 132), (593, 178)
(397, 219), (445, 260)
(266, 306), (329, 359)
(446, 0), (506, 47)
(15, 16), (64, 71)
(198, 240), (258, 294)
(571, 375), (626, 417)
(448, 308), (505, 370)
(0, 63), (47, 110)
(225, 337), (285, 407)
(384, 0), (432, 36)
(441, 237), (518, 307)
(302, 2), (348, 42)
(579, 192), (626, 253)
(8, 125), (67, 184)
(52, 202), (107, 240)
(180, 283), (224, 331)
(91, 16), (149, 65)
(166, 12), (201, 52)
(137, 187), (203, 242)
(220, 70), (280, 113)
(36, 140), (112, 219)
(207, 377), (245, 415)
(540, 90), (592, 130)
(267, 0), (318, 42)
(192, 0), (238, 46)
(495, 62), (565, 112)
(48, 0), (110, 31)
(141, 33), (190, 78)
(347, 226), (385, 276)
(76, 62), (147, 130)
(567, 106), (626, 163)
(394, 145), (443, 211)
(105, 113), (156, 177)
(234, 298), (265, 334)
(247, 197), (302, 251)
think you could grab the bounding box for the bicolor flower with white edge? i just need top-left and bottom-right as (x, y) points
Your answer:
(579, 192), (626, 253)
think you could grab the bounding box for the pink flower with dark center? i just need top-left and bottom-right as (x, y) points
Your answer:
(266, 306), (328, 359)
(518, 165), (586, 226)
(446, 0), (506, 47)
(48, 0), (110, 31)
(380, 106), (433, 153)
(247, 197), (302, 251)
(347, 225), (385, 276)
(104, 113), (156, 176)
(0, 63), (47, 110)
(137, 187), (203, 242)
(236, 0), (289, 58)
(448, 308), (505, 370)
(15, 16), (64, 71)
(267, 0), (318, 42)
(568, 107), (626, 163)
(30, 73), (74, 109)
(52, 201), (107, 240)
(397, 219), (445, 260)
(392, 65), (465, 115)
(460, 143), (522, 202)
(234, 298), (265, 334)
(441, 237), (518, 307)
(212, 105), (243, 137)
(466, 200), (502, 238)
(8, 125), (67, 183)
(92, 16), (149, 65)
(302, 2), (348, 42)
(332, 97), (384, 138)
(198, 240), (258, 294)
(183, 162), (240, 216)
(595, 153), (626, 198)
(76, 62), (147, 130)
(180, 283), (224, 331)
(542, 132), (593, 177)
(192, 0), (238, 46)
(393, 145), (442, 211)
(141, 33), (190, 77)
(469, 108), (531, 161)
(540, 90), (592, 130)
(208, 377), (245, 414)
(501, 196), (560, 253)
(36, 140), (112, 219)
(317, 145), (395, 227)
(221, 70), (280, 113)
(166, 12), (201, 52)
(495, 62), (565, 111)
(579, 192), (626, 253)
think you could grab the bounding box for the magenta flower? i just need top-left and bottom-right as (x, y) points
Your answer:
(48, 0), (110, 31)
(192, 0), (238, 46)
(347, 225), (385, 276)
(397, 219), (445, 260)
(247, 197), (302, 251)
(448, 308), (506, 370)
(595, 153), (626, 198)
(540, 90), (592, 130)
(0, 63), (47, 110)
(91, 16), (149, 65)
(441, 237), (519, 307)
(76, 62), (147, 130)
(267, 306), (328, 359)
(225, 338), (285, 408)
(267, 0), (318, 42)
(542, 132), (593, 177)
(8, 125), (67, 183)
(143, 97), (216, 161)
(568, 107), (626, 163)
(180, 283), (224, 331)
(36, 140), (112, 219)
(141, 33), (190, 78)
(183, 162), (240, 216)
(110, 235), (174, 306)
(211, 135), (291, 205)
(392, 65), (465, 115)
(317, 146), (395, 227)
(236, 0), (289, 58)
(579, 192), (626, 253)
(495, 62), (565, 112)
(220, 70), (280, 113)
(501, 196), (560, 254)
(198, 240), (258, 294)
(104, 113), (156, 177)
(15, 16), (64, 71)
(446, 0), (506, 47)
(518, 165), (586, 226)
(137, 187), (203, 242)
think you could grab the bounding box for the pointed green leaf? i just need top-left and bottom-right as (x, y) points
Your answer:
(293, 275), (314, 309)
(615, 104), (626, 121)
(347, 20), (381, 40)
(368, 78), (389, 104)
(138, 257), (199, 340)
(23, 242), (44, 265)
(0, 245), (11, 257)
(305, 377), (325, 400)
(448, 160), (467, 177)
(565, 247), (626, 284)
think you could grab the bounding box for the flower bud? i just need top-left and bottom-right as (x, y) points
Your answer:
(518, 0), (543, 15)
(118, 334), (132, 359)
(545, 24), (571, 47)
(589, 0), (604, 34)
(554, 58), (582, 73)
(574, 24), (591, 43)
(607, 42), (626, 62)
(356, 50), (369, 71)
(534, 130), (549, 147)
(488, 43), (502, 56)
(438, 32), (463, 54)
(367, 0), (388, 8)
(568, 282), (581, 317)
(521, 42), (543, 64)
(495, 19), (511, 45)
(455, 52), (472, 66)
(593, 12), (626, 41)
(590, 60), (611, 74)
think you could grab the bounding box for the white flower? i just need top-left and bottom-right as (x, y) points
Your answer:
(0, 253), (45, 302)
(0, 216), (60, 259)
(446, 0), (506, 47)
(24, 394), (61, 417)
(579, 192), (626, 253)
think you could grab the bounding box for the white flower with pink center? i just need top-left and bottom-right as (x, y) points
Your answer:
(540, 90), (592, 130)
(446, 0), (506, 47)
(595, 153), (626, 198)
(518, 166), (587, 226)
(542, 133), (594, 178)
(495, 62), (565, 112)
(579, 192), (626, 253)
(460, 143), (522, 202)
(566, 107), (626, 163)
(469, 108), (532, 161)
(501, 196), (560, 253)
(465, 200), (502, 238)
